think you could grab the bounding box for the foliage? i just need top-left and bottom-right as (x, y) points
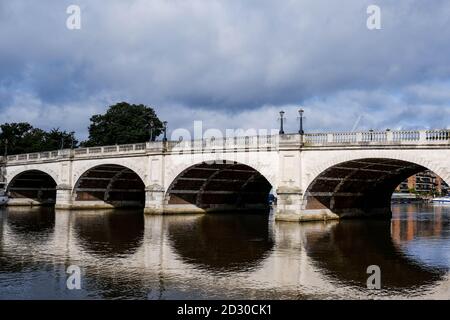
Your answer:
(81, 102), (163, 147)
(0, 123), (78, 155)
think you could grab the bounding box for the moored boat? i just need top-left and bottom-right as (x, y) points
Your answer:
(430, 196), (450, 204)
(0, 192), (7, 206)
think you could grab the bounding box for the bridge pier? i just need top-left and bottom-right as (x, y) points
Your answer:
(144, 184), (166, 214)
(274, 187), (339, 222)
(55, 184), (73, 210)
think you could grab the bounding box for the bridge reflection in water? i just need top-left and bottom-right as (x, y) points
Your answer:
(0, 204), (449, 299)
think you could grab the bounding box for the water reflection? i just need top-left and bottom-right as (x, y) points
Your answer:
(0, 207), (56, 278)
(0, 204), (449, 299)
(0, 208), (4, 243)
(391, 204), (450, 271)
(167, 213), (274, 273)
(72, 209), (144, 257)
(5, 206), (54, 243)
(303, 219), (445, 290)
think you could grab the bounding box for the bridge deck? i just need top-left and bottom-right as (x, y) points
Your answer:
(1, 129), (449, 165)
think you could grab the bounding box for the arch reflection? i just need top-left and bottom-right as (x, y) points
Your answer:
(167, 213), (274, 272)
(0, 208), (4, 253)
(303, 215), (446, 290)
(72, 209), (144, 257)
(6, 206), (55, 242)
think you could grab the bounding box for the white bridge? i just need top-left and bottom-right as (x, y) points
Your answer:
(1, 129), (449, 222)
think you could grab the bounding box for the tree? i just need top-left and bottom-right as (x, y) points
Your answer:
(82, 102), (163, 147)
(0, 122), (37, 155)
(0, 123), (78, 155)
(44, 128), (78, 151)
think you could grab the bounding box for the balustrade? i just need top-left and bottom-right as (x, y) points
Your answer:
(2, 129), (448, 164)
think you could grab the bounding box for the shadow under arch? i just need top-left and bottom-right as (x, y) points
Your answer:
(167, 213), (274, 272)
(166, 160), (273, 213)
(303, 158), (447, 219)
(303, 219), (446, 290)
(7, 170), (57, 206)
(72, 209), (144, 257)
(72, 164), (145, 208)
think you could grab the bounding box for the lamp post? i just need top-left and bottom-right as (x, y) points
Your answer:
(279, 111), (285, 135)
(298, 108), (304, 135)
(70, 133), (74, 149)
(163, 121), (168, 142)
(149, 121), (154, 142)
(3, 139), (7, 157)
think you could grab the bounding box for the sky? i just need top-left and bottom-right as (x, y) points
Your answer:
(1, 0), (450, 140)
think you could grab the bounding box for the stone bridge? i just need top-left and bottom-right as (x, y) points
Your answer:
(1, 129), (449, 222)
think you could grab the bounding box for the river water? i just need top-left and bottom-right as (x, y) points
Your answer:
(0, 203), (449, 299)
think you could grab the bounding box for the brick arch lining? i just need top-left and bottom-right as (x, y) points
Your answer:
(7, 170), (58, 205)
(72, 164), (145, 207)
(166, 160), (273, 212)
(303, 158), (443, 218)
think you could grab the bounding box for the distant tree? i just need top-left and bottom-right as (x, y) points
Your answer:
(0, 123), (78, 155)
(44, 128), (78, 151)
(0, 122), (37, 155)
(81, 102), (163, 147)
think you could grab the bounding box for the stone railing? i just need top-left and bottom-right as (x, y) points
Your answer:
(3, 136), (278, 164)
(72, 143), (147, 157)
(304, 129), (450, 146)
(3, 129), (449, 164)
(168, 135), (277, 152)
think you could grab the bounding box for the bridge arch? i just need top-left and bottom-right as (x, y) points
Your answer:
(303, 155), (450, 218)
(72, 159), (146, 187)
(165, 153), (277, 194)
(6, 165), (60, 187)
(72, 164), (146, 209)
(165, 160), (273, 213)
(6, 170), (58, 206)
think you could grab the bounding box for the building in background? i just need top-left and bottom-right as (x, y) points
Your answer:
(396, 170), (449, 196)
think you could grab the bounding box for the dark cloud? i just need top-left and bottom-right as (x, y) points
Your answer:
(0, 0), (449, 139)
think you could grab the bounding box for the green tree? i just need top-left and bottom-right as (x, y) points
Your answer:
(0, 123), (78, 155)
(82, 102), (163, 147)
(44, 128), (78, 151)
(0, 122), (36, 155)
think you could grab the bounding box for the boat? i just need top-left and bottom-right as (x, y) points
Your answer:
(430, 196), (450, 204)
(0, 191), (7, 206)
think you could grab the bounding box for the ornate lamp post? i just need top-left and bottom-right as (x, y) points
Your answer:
(149, 120), (154, 142)
(298, 108), (304, 135)
(279, 111), (285, 135)
(70, 133), (74, 149)
(163, 121), (168, 142)
(3, 139), (7, 157)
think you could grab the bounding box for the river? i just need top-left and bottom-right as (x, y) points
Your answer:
(0, 203), (449, 299)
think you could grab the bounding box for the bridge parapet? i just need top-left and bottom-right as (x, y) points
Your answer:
(304, 129), (449, 146)
(3, 129), (449, 165)
(73, 143), (148, 157)
(168, 134), (278, 153)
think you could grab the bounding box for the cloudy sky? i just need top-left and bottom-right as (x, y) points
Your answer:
(1, 0), (449, 140)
